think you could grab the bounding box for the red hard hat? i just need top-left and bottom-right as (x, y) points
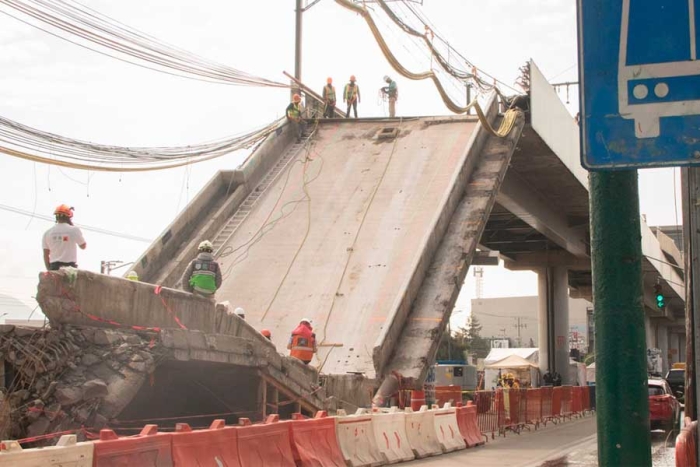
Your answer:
(327, 77), (333, 84)
(293, 93), (302, 102)
(261, 329), (271, 338)
(350, 75), (356, 81)
(54, 204), (74, 218)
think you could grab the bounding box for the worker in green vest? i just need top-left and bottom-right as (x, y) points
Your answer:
(343, 75), (361, 118)
(322, 77), (336, 118)
(286, 93), (307, 140)
(181, 240), (222, 298)
(381, 75), (398, 118)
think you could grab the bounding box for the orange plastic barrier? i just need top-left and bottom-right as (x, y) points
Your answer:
(410, 390), (426, 411)
(171, 419), (241, 467)
(435, 386), (462, 407)
(289, 412), (345, 467)
(432, 403), (467, 453)
(455, 403), (484, 447)
(571, 386), (583, 416)
(560, 386), (573, 420)
(676, 420), (697, 467)
(237, 415), (296, 467)
(93, 425), (173, 467)
(540, 386), (554, 425)
(525, 388), (542, 428)
(550, 387), (562, 422)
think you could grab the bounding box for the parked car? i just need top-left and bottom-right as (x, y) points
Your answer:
(648, 379), (680, 431)
(665, 364), (685, 404)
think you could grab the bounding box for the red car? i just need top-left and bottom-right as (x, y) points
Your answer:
(648, 379), (680, 431)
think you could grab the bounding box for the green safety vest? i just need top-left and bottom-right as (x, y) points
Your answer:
(344, 83), (359, 101)
(287, 102), (302, 119)
(189, 259), (218, 295)
(323, 85), (336, 102)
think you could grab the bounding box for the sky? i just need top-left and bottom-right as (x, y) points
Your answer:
(0, 0), (683, 324)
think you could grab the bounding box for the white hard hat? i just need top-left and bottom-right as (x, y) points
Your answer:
(234, 307), (245, 316)
(198, 240), (214, 251)
(300, 317), (312, 324)
(383, 75), (391, 81)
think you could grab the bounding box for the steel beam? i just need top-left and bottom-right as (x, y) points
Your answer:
(497, 170), (589, 258)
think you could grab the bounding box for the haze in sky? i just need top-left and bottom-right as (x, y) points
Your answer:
(0, 0), (681, 324)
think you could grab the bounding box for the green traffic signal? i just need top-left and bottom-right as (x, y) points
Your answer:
(654, 284), (665, 309)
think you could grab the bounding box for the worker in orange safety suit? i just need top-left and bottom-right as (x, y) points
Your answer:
(287, 318), (317, 364)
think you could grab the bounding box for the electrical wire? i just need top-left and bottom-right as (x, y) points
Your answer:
(0, 0), (287, 87)
(0, 203), (152, 242)
(0, 115), (284, 171)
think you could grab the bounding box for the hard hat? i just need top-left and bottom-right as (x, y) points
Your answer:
(198, 240), (213, 252)
(384, 75), (391, 82)
(293, 93), (302, 103)
(54, 204), (74, 218)
(300, 317), (312, 324)
(234, 307), (245, 317)
(261, 329), (271, 338)
(126, 271), (139, 281)
(350, 75), (356, 82)
(327, 77), (333, 84)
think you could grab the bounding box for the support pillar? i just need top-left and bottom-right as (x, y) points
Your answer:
(537, 266), (570, 383)
(657, 324), (669, 374)
(670, 332), (680, 366)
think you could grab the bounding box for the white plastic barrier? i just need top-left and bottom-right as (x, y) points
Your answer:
(336, 409), (386, 467)
(403, 406), (442, 458)
(0, 434), (93, 466)
(432, 403), (467, 453)
(371, 407), (414, 464)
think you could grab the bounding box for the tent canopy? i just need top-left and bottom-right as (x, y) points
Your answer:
(485, 354), (539, 369)
(484, 348), (538, 365)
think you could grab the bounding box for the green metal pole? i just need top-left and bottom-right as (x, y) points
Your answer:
(590, 170), (651, 466)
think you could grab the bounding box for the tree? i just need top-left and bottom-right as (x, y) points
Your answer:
(465, 315), (490, 359)
(436, 324), (469, 361)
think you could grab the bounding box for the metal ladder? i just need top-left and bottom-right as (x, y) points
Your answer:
(212, 130), (313, 255)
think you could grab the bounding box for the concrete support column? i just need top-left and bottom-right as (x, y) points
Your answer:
(537, 267), (570, 383)
(644, 315), (654, 350)
(537, 269), (550, 375)
(551, 267), (571, 384)
(669, 333), (680, 365)
(657, 324), (669, 374)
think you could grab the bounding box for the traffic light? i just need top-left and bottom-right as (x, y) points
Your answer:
(654, 284), (665, 309)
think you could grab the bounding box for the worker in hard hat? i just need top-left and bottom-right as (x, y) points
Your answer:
(287, 318), (317, 364)
(42, 204), (86, 271)
(343, 75), (361, 118)
(261, 329), (272, 340)
(380, 75), (398, 118)
(126, 271), (139, 281)
(286, 93), (307, 141)
(181, 240), (222, 298)
(322, 77), (336, 118)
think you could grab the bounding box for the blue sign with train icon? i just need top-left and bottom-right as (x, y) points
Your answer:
(578, 0), (700, 169)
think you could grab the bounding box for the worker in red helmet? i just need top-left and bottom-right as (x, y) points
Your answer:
(286, 93), (307, 141)
(322, 77), (336, 119)
(287, 318), (317, 364)
(343, 75), (360, 118)
(42, 204), (86, 271)
(261, 329), (272, 340)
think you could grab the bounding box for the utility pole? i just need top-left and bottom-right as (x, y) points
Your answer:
(590, 170), (651, 466)
(682, 168), (699, 447)
(512, 317), (526, 348)
(294, 0), (303, 91)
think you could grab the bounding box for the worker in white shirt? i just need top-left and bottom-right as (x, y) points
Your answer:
(42, 204), (86, 271)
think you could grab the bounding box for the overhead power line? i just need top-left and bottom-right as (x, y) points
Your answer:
(0, 115), (283, 172)
(0, 203), (152, 242)
(0, 0), (287, 87)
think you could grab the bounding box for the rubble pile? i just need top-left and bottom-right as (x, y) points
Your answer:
(0, 324), (170, 442)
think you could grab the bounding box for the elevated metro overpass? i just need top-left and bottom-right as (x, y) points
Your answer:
(39, 62), (684, 414)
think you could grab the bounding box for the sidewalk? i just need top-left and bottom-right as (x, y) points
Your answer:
(413, 416), (597, 466)
(413, 415), (676, 466)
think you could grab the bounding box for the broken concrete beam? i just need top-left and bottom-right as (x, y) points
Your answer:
(37, 270), (218, 333)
